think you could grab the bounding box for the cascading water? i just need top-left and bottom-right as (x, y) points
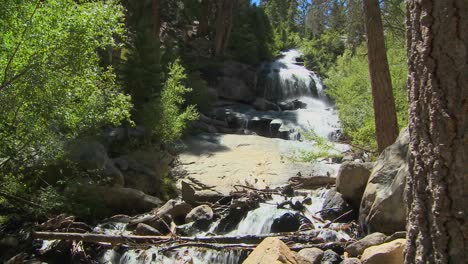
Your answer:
(51, 50), (351, 264)
(247, 49), (342, 140)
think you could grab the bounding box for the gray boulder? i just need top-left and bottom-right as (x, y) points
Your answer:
(298, 248), (323, 264)
(336, 162), (374, 209)
(320, 189), (354, 222)
(185, 205), (214, 223)
(252, 98), (281, 111)
(135, 223), (162, 236)
(321, 249), (342, 264)
(359, 129), (409, 234)
(345, 232), (387, 257)
(72, 185), (162, 216)
(69, 140), (124, 187)
(216, 77), (255, 102)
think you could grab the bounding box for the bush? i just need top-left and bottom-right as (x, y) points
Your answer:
(142, 59), (199, 144)
(301, 30), (345, 75)
(325, 36), (408, 151)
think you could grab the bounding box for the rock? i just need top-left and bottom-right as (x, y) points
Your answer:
(139, 214), (173, 234)
(243, 237), (299, 264)
(321, 249), (342, 264)
(361, 239), (405, 264)
(216, 198), (259, 233)
(384, 231), (406, 243)
(341, 258), (361, 264)
(119, 150), (173, 196)
(320, 189), (354, 222)
(157, 199), (193, 225)
(181, 180), (224, 204)
(253, 98), (281, 111)
(221, 61), (257, 90)
(69, 140), (108, 170)
(345, 232), (387, 257)
(297, 248), (323, 264)
(279, 99), (307, 111)
(69, 140), (124, 187)
(336, 162), (374, 209)
(359, 129), (409, 234)
(189, 120), (218, 133)
(134, 223), (162, 236)
(72, 185), (162, 216)
(271, 212), (301, 233)
(185, 205), (214, 223)
(217, 77), (255, 102)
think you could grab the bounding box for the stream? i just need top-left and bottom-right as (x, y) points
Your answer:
(52, 50), (352, 264)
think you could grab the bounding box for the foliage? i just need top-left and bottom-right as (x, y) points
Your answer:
(0, 0), (132, 174)
(301, 30), (345, 75)
(228, 4), (277, 64)
(325, 36), (408, 151)
(142, 59), (199, 144)
(289, 129), (343, 162)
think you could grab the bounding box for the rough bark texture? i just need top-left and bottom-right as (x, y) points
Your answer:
(363, 0), (399, 153)
(405, 0), (468, 263)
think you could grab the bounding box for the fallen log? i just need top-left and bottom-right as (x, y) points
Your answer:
(288, 176), (335, 189)
(32, 230), (327, 246)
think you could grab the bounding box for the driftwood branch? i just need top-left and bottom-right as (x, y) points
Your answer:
(33, 231), (326, 245)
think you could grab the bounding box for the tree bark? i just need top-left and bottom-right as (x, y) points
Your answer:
(405, 0), (468, 263)
(363, 0), (399, 153)
(214, 0), (235, 56)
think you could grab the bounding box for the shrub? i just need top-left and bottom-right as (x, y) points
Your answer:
(325, 36), (408, 151)
(142, 59), (199, 144)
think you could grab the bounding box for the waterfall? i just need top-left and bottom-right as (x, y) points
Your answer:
(263, 50), (322, 100)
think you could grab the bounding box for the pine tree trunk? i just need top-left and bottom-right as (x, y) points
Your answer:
(214, 0), (233, 56)
(363, 0), (399, 153)
(405, 0), (468, 263)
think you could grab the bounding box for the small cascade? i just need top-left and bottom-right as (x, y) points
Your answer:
(262, 50), (320, 100)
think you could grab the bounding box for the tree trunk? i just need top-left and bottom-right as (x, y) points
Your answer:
(214, 0), (235, 56)
(405, 0), (468, 263)
(363, 0), (399, 153)
(152, 0), (161, 44)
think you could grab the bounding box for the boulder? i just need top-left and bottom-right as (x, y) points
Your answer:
(216, 198), (259, 233)
(181, 180), (224, 204)
(279, 99), (307, 111)
(72, 185), (162, 216)
(189, 120), (218, 133)
(271, 212), (301, 233)
(69, 140), (124, 187)
(297, 248), (323, 264)
(336, 162), (374, 209)
(221, 61), (257, 90)
(345, 232), (387, 257)
(320, 189), (354, 222)
(361, 239), (405, 264)
(341, 258), (361, 264)
(134, 223), (162, 236)
(69, 140), (108, 170)
(185, 205), (214, 223)
(217, 77), (255, 102)
(321, 249), (342, 264)
(157, 199), (193, 225)
(243, 237), (299, 264)
(359, 129), (409, 234)
(119, 150), (173, 196)
(384, 231), (407, 243)
(253, 98), (281, 111)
